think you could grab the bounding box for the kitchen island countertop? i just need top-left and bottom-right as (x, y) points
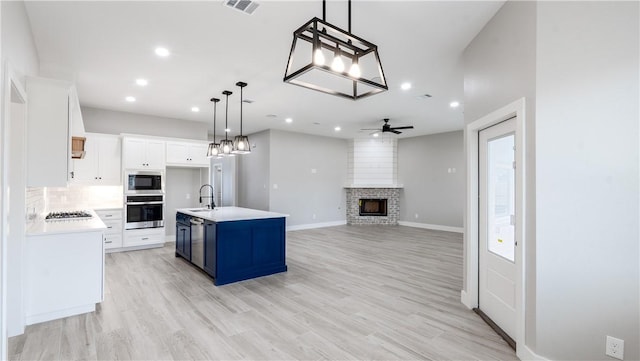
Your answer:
(176, 206), (288, 222)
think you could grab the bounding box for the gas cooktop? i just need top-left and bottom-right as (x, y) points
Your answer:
(45, 211), (93, 221)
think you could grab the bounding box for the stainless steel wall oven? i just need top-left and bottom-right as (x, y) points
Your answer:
(125, 194), (164, 230)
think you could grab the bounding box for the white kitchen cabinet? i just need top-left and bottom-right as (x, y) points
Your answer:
(95, 209), (123, 251)
(71, 133), (121, 185)
(25, 230), (104, 325)
(26, 77), (85, 187)
(123, 227), (165, 248)
(122, 137), (166, 170)
(166, 141), (209, 167)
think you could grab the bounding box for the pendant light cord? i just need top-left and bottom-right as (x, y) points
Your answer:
(321, 0), (352, 32)
(348, 0), (351, 33)
(322, 0), (326, 21)
(240, 86), (243, 136)
(225, 92), (229, 141)
(213, 101), (217, 143)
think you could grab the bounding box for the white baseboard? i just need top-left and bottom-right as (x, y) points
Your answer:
(287, 220), (347, 231)
(26, 304), (95, 326)
(460, 290), (474, 309)
(398, 221), (464, 233)
(518, 345), (550, 361)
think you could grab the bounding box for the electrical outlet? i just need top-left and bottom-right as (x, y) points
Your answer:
(312, 214), (316, 220)
(414, 213), (419, 219)
(606, 336), (624, 360)
(186, 193), (191, 200)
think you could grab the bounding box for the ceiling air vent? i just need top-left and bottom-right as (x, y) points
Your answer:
(224, 0), (260, 15)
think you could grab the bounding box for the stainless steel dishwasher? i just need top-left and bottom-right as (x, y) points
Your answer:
(190, 217), (205, 269)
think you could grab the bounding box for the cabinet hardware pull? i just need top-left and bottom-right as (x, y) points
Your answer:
(105, 241), (113, 244)
(142, 237), (149, 240)
(104, 215), (112, 217)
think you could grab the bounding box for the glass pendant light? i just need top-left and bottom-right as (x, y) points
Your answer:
(348, 57), (361, 78)
(330, 45), (345, 72)
(206, 97), (221, 158)
(219, 90), (234, 156)
(283, 0), (388, 100)
(232, 82), (251, 155)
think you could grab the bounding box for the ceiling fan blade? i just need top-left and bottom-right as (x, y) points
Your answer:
(390, 126), (414, 130)
(390, 130), (402, 134)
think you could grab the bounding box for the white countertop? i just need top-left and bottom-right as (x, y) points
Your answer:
(176, 207), (288, 222)
(27, 210), (107, 236)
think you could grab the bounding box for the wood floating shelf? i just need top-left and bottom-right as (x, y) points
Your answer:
(71, 136), (86, 159)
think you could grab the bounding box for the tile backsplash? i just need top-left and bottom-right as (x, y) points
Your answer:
(28, 185), (123, 215)
(26, 187), (45, 219)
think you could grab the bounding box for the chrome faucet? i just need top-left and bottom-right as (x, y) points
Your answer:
(199, 184), (215, 209)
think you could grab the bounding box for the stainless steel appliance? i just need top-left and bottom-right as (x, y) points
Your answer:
(45, 210), (93, 221)
(189, 217), (205, 269)
(125, 171), (163, 194)
(125, 194), (164, 230)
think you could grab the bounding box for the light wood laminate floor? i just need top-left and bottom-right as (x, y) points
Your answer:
(9, 225), (517, 360)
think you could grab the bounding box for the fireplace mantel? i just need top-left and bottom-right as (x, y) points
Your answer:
(344, 184), (404, 189)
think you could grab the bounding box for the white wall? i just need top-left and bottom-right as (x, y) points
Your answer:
(397, 131), (464, 228)
(165, 167), (207, 236)
(1, 0), (40, 338)
(269, 130), (347, 227)
(535, 2), (639, 360)
(1, 1), (39, 84)
(237, 130), (270, 211)
(81, 106), (208, 140)
(462, 0), (538, 347)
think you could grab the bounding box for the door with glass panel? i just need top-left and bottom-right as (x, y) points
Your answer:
(479, 117), (517, 339)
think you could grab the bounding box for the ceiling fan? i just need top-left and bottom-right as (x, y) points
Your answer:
(361, 118), (414, 134)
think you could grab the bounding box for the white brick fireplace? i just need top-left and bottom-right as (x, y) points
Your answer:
(345, 138), (402, 225)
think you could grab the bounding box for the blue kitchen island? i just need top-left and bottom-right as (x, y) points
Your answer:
(175, 207), (288, 286)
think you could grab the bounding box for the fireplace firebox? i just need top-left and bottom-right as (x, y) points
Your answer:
(359, 199), (388, 216)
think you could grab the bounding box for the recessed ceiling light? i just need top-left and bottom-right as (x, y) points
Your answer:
(155, 47), (170, 57)
(450, 101), (460, 108)
(136, 78), (148, 86)
(125, 96), (136, 102)
(334, 126), (341, 131)
(191, 107), (200, 112)
(373, 133), (379, 137)
(285, 118), (293, 123)
(401, 82), (412, 91)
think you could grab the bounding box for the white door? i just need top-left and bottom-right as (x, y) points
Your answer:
(479, 117), (517, 338)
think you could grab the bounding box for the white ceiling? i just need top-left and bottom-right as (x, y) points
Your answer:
(24, 1), (504, 139)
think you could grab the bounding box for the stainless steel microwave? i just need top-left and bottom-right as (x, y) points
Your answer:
(125, 171), (164, 194)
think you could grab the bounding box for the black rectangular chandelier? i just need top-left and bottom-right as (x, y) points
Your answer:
(283, 1), (388, 100)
